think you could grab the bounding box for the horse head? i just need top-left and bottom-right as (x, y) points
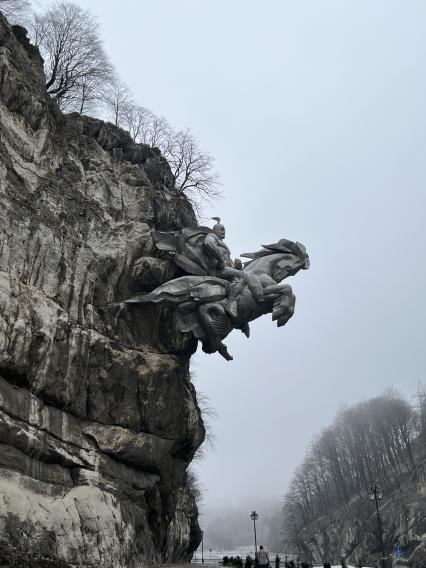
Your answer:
(241, 239), (309, 283)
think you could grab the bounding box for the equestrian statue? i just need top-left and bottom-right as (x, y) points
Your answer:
(126, 218), (309, 361)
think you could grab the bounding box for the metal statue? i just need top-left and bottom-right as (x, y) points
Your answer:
(126, 218), (309, 360)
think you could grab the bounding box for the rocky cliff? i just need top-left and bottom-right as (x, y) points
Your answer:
(0, 13), (205, 567)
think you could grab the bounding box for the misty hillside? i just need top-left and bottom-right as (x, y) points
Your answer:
(277, 388), (426, 566)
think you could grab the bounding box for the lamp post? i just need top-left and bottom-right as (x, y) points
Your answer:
(250, 510), (259, 560)
(201, 530), (204, 564)
(369, 484), (385, 568)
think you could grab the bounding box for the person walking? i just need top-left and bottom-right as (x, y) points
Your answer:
(258, 545), (269, 568)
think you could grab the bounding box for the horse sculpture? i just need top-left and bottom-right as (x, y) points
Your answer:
(126, 222), (309, 360)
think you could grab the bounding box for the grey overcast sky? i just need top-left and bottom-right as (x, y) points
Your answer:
(49, 0), (426, 518)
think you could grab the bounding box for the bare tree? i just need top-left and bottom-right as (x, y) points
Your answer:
(166, 129), (221, 205)
(30, 1), (113, 111)
(125, 107), (221, 207)
(146, 115), (172, 149)
(125, 106), (172, 148)
(102, 77), (133, 127)
(0, 0), (31, 24)
(74, 62), (113, 115)
(123, 104), (153, 142)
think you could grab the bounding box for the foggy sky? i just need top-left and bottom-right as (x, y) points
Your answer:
(56, 0), (426, 528)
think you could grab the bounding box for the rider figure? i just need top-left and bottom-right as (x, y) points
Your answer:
(203, 217), (263, 318)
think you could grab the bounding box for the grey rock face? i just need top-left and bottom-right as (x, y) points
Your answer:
(0, 14), (204, 567)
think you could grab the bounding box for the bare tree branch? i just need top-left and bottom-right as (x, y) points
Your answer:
(101, 76), (133, 127)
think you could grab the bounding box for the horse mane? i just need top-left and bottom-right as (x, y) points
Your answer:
(241, 239), (306, 260)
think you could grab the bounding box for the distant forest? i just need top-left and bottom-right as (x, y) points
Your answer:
(278, 386), (426, 550)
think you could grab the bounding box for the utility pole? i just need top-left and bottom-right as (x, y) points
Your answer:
(369, 484), (386, 568)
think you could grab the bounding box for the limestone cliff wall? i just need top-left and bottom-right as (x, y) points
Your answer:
(0, 14), (205, 567)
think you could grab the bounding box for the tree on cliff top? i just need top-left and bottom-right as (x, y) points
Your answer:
(119, 103), (221, 209)
(102, 77), (134, 128)
(31, 1), (113, 112)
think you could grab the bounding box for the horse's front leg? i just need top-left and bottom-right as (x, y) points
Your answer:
(268, 285), (296, 327)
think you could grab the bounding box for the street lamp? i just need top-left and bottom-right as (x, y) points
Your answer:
(201, 530), (204, 564)
(369, 484), (385, 568)
(250, 510), (259, 560)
